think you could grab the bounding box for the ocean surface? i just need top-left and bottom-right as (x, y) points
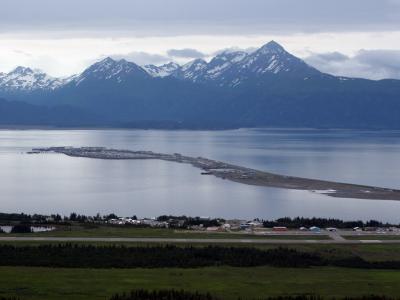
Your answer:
(1, 128), (400, 222)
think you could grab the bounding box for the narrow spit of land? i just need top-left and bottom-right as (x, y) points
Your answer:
(32, 146), (400, 201)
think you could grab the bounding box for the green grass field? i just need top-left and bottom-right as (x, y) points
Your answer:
(0, 266), (399, 300)
(1, 225), (330, 239)
(1, 243), (400, 299)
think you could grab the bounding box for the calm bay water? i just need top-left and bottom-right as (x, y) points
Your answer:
(1, 128), (400, 222)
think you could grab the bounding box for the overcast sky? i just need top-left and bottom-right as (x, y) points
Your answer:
(0, 0), (400, 79)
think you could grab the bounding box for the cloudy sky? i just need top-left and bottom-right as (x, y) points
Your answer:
(1, 0), (400, 79)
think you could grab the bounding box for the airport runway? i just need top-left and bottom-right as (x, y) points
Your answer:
(0, 236), (399, 244)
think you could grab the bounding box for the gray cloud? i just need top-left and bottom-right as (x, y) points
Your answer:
(213, 47), (257, 56)
(0, 0), (399, 36)
(305, 50), (400, 80)
(306, 52), (349, 63)
(110, 52), (170, 66)
(13, 49), (33, 57)
(167, 48), (206, 59)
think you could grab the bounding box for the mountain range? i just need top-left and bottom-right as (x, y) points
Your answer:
(1, 41), (400, 129)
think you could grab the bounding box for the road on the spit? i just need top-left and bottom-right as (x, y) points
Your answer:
(0, 236), (398, 244)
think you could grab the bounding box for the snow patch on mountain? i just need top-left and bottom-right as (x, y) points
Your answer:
(143, 62), (180, 77)
(0, 67), (64, 91)
(174, 59), (208, 81)
(72, 57), (149, 86)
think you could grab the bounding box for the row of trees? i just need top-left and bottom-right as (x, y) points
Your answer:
(0, 212), (397, 229)
(109, 290), (219, 300)
(262, 217), (389, 229)
(109, 290), (400, 300)
(0, 244), (399, 270)
(0, 212), (137, 225)
(0, 245), (323, 268)
(0, 225), (32, 234)
(0, 292), (397, 300)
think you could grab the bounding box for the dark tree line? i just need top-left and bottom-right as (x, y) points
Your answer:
(109, 289), (218, 300)
(0, 244), (400, 270)
(108, 290), (400, 300)
(0, 212), (45, 223)
(0, 245), (323, 268)
(1, 212), (398, 229)
(10, 224), (32, 234)
(262, 217), (390, 229)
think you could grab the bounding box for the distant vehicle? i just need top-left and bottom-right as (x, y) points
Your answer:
(273, 226), (288, 232)
(201, 172), (212, 175)
(326, 227), (337, 232)
(299, 227), (308, 231)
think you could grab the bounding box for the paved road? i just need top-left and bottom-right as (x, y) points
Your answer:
(0, 236), (399, 244)
(327, 231), (347, 242)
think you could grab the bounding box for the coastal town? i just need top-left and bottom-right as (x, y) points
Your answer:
(2, 211), (400, 240)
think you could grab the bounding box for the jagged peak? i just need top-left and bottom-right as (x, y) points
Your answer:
(182, 58), (207, 71)
(257, 40), (286, 54)
(185, 58), (207, 65)
(143, 62), (180, 77)
(99, 57), (116, 64)
(162, 62), (180, 68)
(10, 66), (34, 74)
(85, 57), (143, 73)
(212, 50), (248, 63)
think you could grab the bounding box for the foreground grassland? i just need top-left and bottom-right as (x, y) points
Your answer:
(0, 266), (399, 300)
(2, 225), (330, 239)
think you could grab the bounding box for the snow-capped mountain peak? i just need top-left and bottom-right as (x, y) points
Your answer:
(204, 51), (248, 80)
(173, 59), (208, 81)
(181, 59), (207, 72)
(0, 66), (64, 91)
(257, 40), (285, 54)
(143, 62), (180, 77)
(140, 41), (320, 87)
(73, 57), (149, 85)
(0, 41), (322, 92)
(236, 40), (319, 77)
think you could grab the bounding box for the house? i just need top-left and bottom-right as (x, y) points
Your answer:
(226, 219), (247, 227)
(240, 223), (251, 230)
(221, 223), (231, 230)
(309, 226), (321, 232)
(246, 221), (263, 228)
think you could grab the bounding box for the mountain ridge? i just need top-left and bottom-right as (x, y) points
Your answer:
(0, 41), (397, 92)
(0, 41), (400, 129)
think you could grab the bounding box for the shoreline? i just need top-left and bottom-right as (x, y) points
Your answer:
(32, 146), (400, 201)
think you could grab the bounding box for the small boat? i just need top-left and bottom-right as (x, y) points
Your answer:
(201, 171), (212, 175)
(27, 151), (41, 154)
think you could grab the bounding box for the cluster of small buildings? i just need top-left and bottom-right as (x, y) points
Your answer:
(107, 218), (168, 227)
(353, 226), (400, 233)
(103, 216), (400, 234)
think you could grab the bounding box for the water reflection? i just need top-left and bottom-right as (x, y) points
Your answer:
(0, 129), (400, 222)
